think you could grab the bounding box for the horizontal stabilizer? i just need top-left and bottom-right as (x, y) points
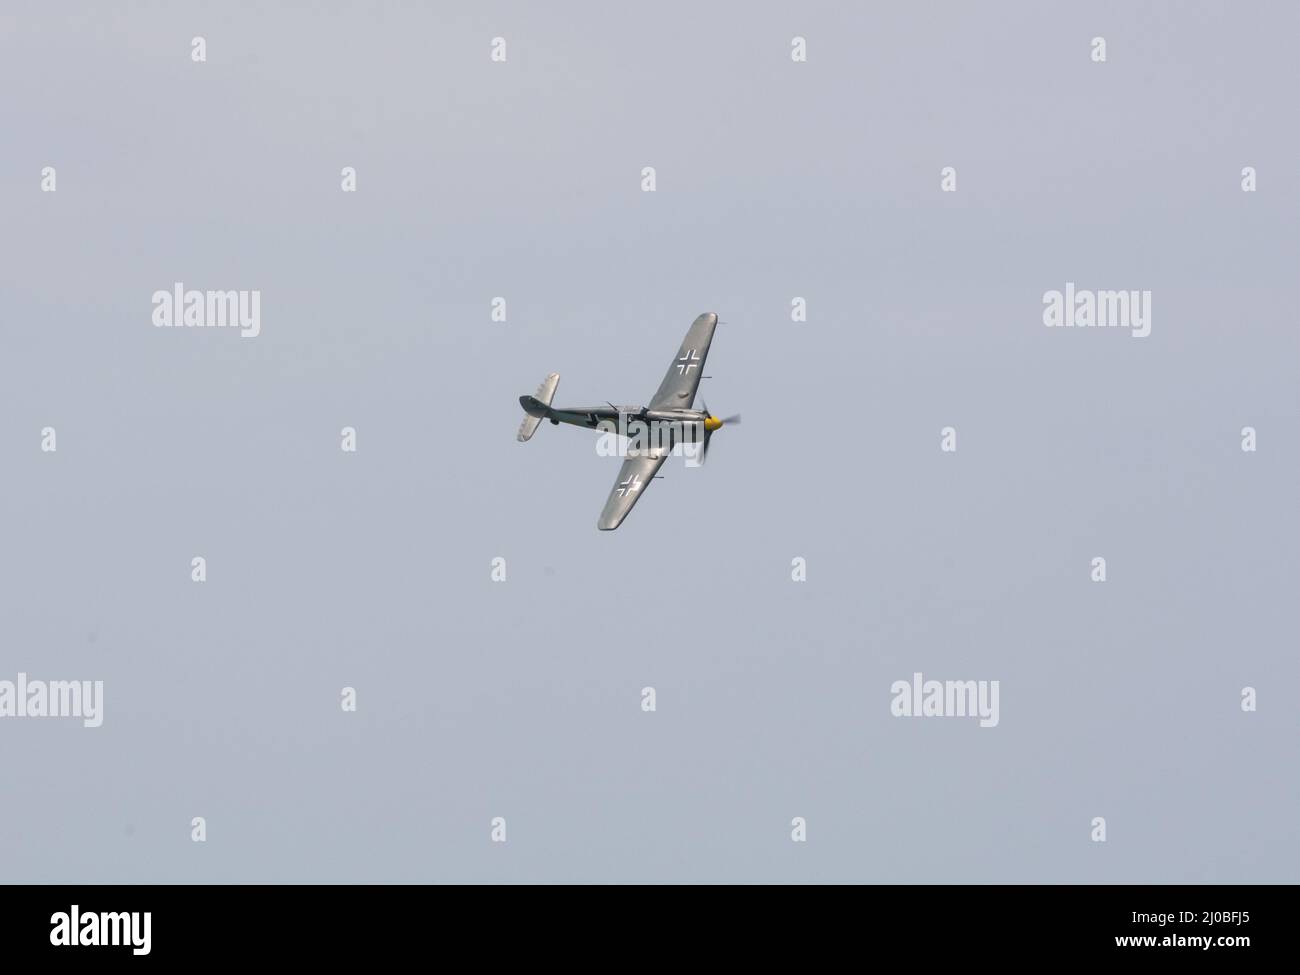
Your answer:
(517, 373), (560, 442)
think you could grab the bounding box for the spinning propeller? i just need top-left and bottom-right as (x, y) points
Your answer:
(699, 401), (741, 464)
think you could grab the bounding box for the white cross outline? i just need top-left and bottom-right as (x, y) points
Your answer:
(615, 474), (642, 498)
(675, 348), (701, 375)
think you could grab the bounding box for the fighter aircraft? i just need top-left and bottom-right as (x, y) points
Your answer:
(517, 312), (739, 530)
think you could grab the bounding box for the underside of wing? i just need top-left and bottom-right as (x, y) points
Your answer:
(597, 449), (670, 531)
(648, 312), (718, 411)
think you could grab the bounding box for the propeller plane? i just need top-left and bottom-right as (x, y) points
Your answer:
(516, 312), (739, 530)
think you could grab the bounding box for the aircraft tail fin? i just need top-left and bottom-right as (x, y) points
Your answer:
(517, 372), (560, 442)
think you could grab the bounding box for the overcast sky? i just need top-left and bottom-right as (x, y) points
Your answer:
(1, 1), (1297, 882)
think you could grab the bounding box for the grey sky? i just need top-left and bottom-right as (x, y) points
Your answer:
(1, 1), (1297, 882)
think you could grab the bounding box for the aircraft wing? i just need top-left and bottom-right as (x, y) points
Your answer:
(647, 312), (718, 411)
(597, 448), (670, 531)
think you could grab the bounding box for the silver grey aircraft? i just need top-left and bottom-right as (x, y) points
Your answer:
(517, 312), (739, 530)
